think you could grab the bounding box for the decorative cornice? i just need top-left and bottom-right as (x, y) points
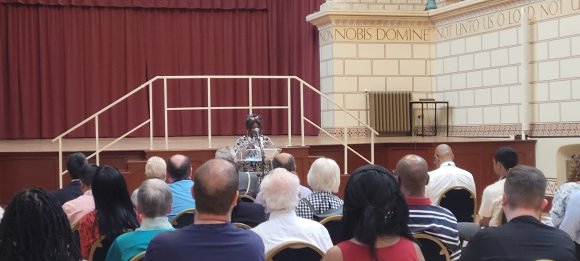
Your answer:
(306, 10), (431, 29)
(428, 0), (543, 25)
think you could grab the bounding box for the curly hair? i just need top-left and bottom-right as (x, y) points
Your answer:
(0, 188), (81, 261)
(568, 154), (580, 182)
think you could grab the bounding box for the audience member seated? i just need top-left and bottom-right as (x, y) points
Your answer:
(479, 147), (518, 228)
(460, 165), (576, 261)
(0, 188), (81, 261)
(166, 154), (196, 221)
(559, 191), (580, 260)
(427, 144), (476, 205)
(144, 159), (264, 261)
(296, 157), (343, 220)
(323, 165), (424, 261)
(551, 153), (580, 228)
(215, 146), (260, 198)
(233, 114), (274, 182)
(131, 156), (167, 207)
(52, 152), (88, 205)
(106, 179), (175, 261)
(252, 168), (333, 254)
(396, 154), (461, 260)
(63, 164), (98, 228)
(255, 152), (312, 206)
(78, 166), (140, 260)
(231, 199), (267, 228)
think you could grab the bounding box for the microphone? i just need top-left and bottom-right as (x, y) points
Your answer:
(254, 128), (261, 137)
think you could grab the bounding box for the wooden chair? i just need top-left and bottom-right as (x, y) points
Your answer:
(232, 222), (252, 230)
(414, 233), (451, 261)
(129, 251), (146, 261)
(88, 235), (117, 261)
(439, 186), (476, 222)
(319, 215), (343, 245)
(266, 241), (325, 261)
(171, 208), (196, 229)
(239, 194), (256, 203)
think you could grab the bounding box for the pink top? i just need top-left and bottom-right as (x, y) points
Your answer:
(337, 237), (418, 261)
(62, 190), (95, 228)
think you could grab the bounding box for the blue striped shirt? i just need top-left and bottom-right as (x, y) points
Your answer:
(407, 197), (462, 261)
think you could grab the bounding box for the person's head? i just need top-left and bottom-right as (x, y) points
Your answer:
(193, 159), (239, 217)
(343, 164), (413, 260)
(502, 165), (548, 219)
(215, 147), (237, 165)
(145, 156), (167, 180)
(272, 153), (296, 172)
(567, 154), (580, 182)
(167, 154), (192, 182)
(137, 179), (173, 219)
(307, 157), (340, 193)
(245, 114), (263, 137)
(261, 168), (300, 212)
(0, 188), (80, 261)
(433, 144), (454, 167)
(395, 154), (429, 198)
(494, 147), (518, 177)
(92, 166), (139, 237)
(79, 164), (98, 191)
(66, 152), (88, 180)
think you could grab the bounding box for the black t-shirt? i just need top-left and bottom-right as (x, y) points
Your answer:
(460, 215), (576, 261)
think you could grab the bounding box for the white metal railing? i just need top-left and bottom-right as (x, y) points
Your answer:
(52, 75), (378, 187)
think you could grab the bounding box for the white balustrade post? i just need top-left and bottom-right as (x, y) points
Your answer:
(520, 8), (531, 140)
(149, 82), (154, 150)
(164, 78), (168, 149)
(248, 78), (253, 114)
(300, 82), (305, 146)
(59, 138), (63, 188)
(343, 126), (348, 174)
(95, 116), (100, 165)
(208, 78), (212, 148)
(287, 78), (292, 146)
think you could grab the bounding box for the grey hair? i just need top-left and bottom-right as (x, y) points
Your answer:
(137, 179), (173, 218)
(307, 157), (341, 193)
(261, 168), (300, 212)
(145, 156), (167, 180)
(215, 146), (237, 164)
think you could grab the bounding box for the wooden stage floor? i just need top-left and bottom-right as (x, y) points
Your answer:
(0, 135), (511, 153)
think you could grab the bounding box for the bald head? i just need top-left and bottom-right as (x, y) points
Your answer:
(434, 144), (454, 167)
(193, 159), (239, 215)
(395, 154), (429, 197)
(167, 154), (192, 181)
(272, 153), (296, 172)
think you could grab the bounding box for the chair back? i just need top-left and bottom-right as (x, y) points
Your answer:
(89, 235), (118, 261)
(266, 241), (324, 261)
(233, 222), (252, 230)
(239, 194), (256, 203)
(171, 208), (196, 229)
(129, 251), (146, 261)
(439, 187), (475, 222)
(414, 233), (451, 261)
(319, 215), (343, 245)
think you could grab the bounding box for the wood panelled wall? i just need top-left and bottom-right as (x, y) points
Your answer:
(0, 140), (535, 206)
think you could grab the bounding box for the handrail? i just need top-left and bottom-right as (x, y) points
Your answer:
(53, 75), (377, 188)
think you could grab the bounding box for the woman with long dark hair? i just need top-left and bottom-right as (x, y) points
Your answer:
(0, 187), (81, 261)
(323, 165), (424, 261)
(78, 166), (139, 259)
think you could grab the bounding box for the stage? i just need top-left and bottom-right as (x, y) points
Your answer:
(0, 135), (536, 206)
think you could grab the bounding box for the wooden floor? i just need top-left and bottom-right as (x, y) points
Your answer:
(0, 135), (511, 153)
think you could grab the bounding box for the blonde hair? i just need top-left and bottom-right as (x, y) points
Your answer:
(568, 154), (580, 182)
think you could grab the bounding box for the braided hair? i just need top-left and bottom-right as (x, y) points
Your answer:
(0, 187), (81, 261)
(342, 164), (414, 261)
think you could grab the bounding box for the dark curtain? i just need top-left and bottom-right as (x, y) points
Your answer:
(0, 0), (323, 139)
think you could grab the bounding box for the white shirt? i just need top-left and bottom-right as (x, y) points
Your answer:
(251, 210), (333, 254)
(427, 161), (476, 205)
(478, 178), (506, 227)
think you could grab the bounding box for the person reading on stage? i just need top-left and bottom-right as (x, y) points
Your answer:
(233, 114), (274, 182)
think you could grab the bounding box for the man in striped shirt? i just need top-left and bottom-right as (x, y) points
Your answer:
(395, 154), (462, 260)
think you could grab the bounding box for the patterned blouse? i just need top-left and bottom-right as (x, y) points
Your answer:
(78, 211), (100, 259)
(550, 182), (580, 227)
(296, 191), (344, 220)
(233, 135), (274, 182)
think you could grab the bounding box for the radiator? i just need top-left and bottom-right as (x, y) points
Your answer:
(368, 91), (411, 134)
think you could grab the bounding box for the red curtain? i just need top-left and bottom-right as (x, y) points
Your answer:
(0, 0), (323, 139)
